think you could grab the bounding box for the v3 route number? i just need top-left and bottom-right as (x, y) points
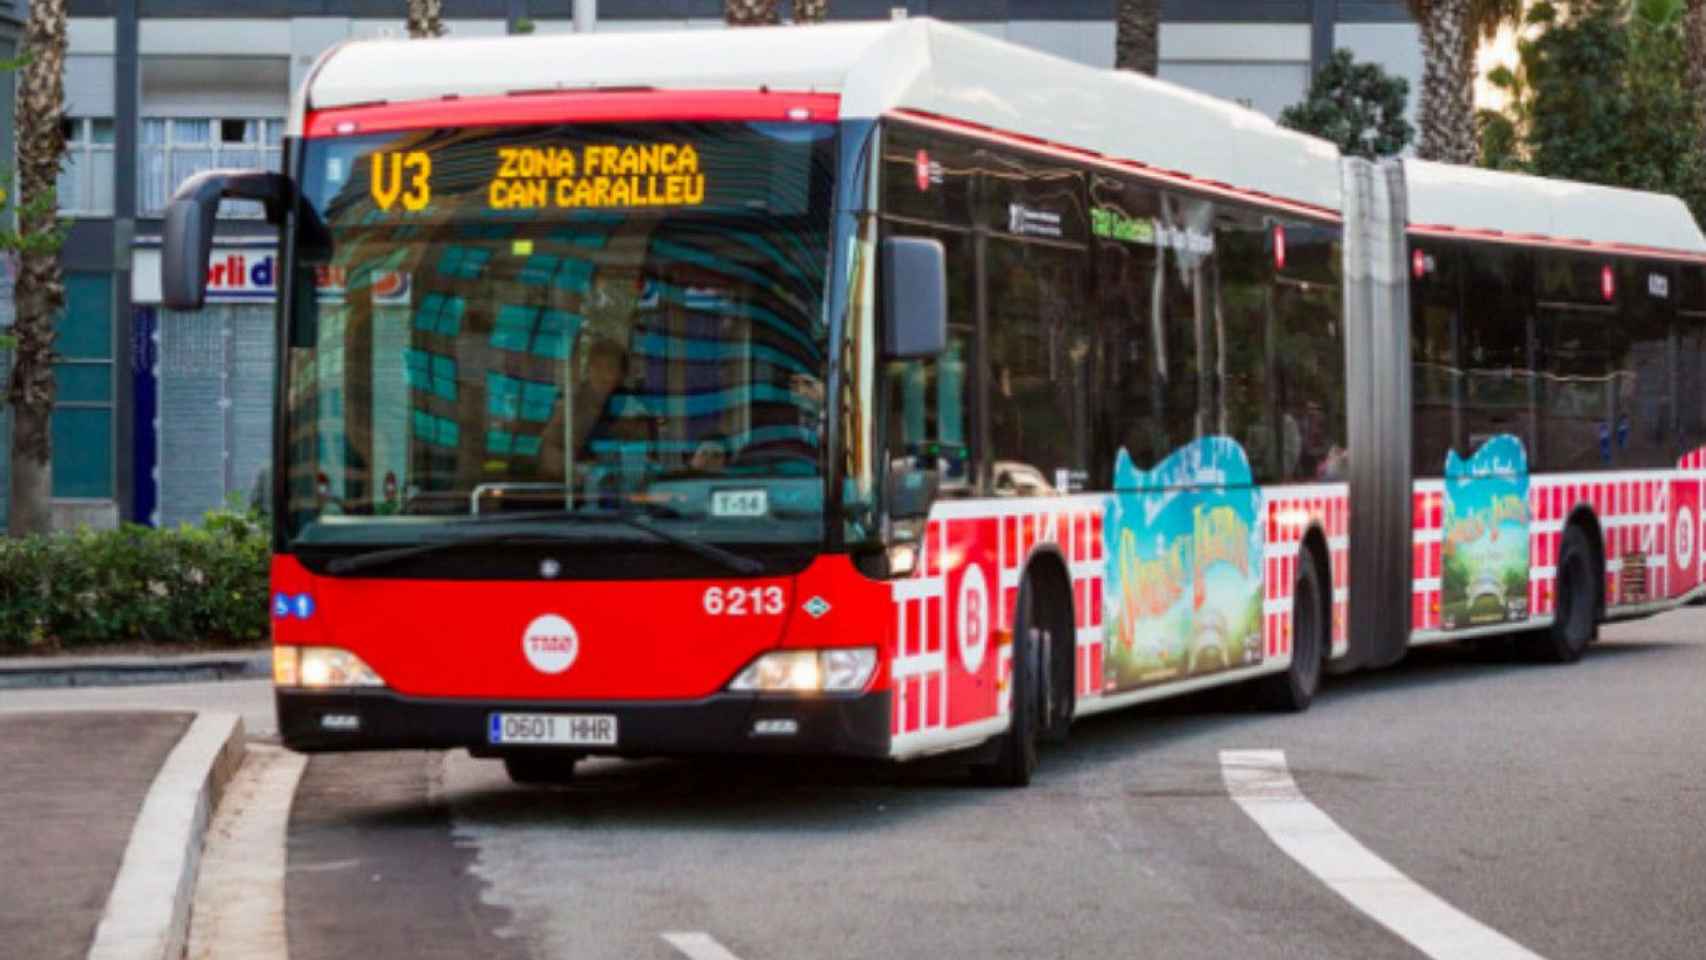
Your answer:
(703, 585), (785, 616)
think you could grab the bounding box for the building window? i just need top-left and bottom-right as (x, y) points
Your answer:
(139, 117), (284, 217)
(58, 117), (116, 215)
(53, 272), (115, 499)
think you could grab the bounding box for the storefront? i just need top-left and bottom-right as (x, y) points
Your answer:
(131, 237), (279, 528)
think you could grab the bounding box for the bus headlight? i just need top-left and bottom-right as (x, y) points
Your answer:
(275, 646), (386, 689)
(729, 648), (877, 693)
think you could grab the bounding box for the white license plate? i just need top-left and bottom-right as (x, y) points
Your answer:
(487, 712), (618, 747)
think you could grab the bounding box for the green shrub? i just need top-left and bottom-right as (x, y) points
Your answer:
(0, 506), (270, 652)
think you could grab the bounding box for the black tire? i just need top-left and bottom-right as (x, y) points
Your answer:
(971, 581), (1040, 787)
(1257, 550), (1324, 712)
(1521, 524), (1598, 663)
(502, 753), (580, 786)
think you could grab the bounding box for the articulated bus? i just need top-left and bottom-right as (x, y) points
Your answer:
(161, 19), (1706, 786)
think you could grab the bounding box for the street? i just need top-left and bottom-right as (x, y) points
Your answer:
(257, 605), (1706, 960)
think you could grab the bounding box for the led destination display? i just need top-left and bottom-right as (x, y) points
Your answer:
(489, 143), (707, 210)
(313, 121), (831, 223)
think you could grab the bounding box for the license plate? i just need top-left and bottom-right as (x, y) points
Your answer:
(487, 712), (618, 747)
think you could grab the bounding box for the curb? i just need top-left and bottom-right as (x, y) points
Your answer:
(86, 711), (248, 960)
(0, 651), (270, 690)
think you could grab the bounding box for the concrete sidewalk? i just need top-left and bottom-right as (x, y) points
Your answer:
(0, 649), (270, 690)
(0, 710), (246, 960)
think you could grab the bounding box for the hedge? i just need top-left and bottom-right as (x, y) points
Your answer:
(0, 508), (270, 652)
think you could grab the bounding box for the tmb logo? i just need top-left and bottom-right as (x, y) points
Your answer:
(522, 614), (580, 674)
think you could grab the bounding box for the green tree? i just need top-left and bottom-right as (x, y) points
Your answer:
(1688, 0), (1706, 155)
(1479, 1), (1706, 222)
(1279, 49), (1415, 159)
(793, 0), (828, 23)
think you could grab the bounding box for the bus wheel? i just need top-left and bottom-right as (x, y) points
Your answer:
(502, 753), (580, 786)
(971, 580), (1041, 787)
(1257, 551), (1324, 712)
(1522, 525), (1597, 663)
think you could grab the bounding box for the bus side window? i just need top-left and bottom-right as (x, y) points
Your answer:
(1611, 259), (1676, 468)
(1272, 225), (1346, 483)
(1215, 216), (1274, 483)
(1459, 246), (1535, 459)
(1411, 242), (1461, 478)
(985, 238), (1091, 496)
(1536, 252), (1614, 472)
(1089, 173), (1164, 485)
(1536, 307), (1611, 472)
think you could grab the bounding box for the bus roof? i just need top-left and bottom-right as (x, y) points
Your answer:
(296, 17), (1344, 215)
(1404, 158), (1706, 260)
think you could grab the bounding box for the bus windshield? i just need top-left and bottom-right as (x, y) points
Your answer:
(283, 120), (836, 550)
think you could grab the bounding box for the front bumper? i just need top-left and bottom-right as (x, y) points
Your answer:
(277, 687), (892, 758)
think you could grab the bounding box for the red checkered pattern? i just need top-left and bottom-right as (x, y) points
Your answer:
(1261, 484), (1351, 661)
(1527, 475), (1670, 610)
(994, 507), (1106, 700)
(1410, 483), (1445, 631)
(888, 500), (1104, 755)
(889, 518), (948, 747)
(1413, 466), (1693, 638)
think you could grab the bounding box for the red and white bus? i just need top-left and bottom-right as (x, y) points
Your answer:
(161, 19), (1706, 786)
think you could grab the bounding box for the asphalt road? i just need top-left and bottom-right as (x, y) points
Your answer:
(279, 605), (1706, 960)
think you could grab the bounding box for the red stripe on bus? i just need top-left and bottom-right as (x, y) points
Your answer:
(887, 108), (1344, 224)
(305, 90), (842, 137)
(1407, 222), (1706, 265)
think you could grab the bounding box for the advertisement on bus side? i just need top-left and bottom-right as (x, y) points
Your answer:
(1441, 435), (1532, 629)
(1102, 438), (1265, 692)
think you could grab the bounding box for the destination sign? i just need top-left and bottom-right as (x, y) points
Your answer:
(488, 143), (707, 211)
(318, 121), (832, 224)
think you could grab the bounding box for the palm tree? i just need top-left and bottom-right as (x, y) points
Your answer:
(1406, 0), (1522, 163)
(726, 0), (779, 27)
(6, 0), (69, 535)
(1114, 0), (1160, 75)
(406, 0), (445, 38)
(1686, 0), (1706, 153)
(794, 0), (828, 24)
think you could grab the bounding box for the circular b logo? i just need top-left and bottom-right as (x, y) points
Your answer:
(522, 614), (579, 674)
(957, 563), (990, 674)
(1677, 507), (1695, 570)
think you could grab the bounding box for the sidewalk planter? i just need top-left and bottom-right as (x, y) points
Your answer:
(0, 509), (269, 651)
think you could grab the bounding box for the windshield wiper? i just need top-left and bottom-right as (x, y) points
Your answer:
(322, 510), (763, 576)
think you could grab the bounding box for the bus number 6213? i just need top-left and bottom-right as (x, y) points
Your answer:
(704, 585), (785, 616)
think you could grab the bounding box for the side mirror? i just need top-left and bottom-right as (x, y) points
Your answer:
(881, 236), (947, 359)
(162, 170), (331, 310)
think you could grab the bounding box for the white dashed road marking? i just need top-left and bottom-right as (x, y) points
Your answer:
(662, 931), (746, 960)
(1221, 749), (1546, 960)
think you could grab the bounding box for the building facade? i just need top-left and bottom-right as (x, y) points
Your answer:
(1, 0), (1417, 532)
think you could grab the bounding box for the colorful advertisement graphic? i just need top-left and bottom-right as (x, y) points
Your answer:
(1441, 435), (1531, 629)
(1102, 438), (1265, 693)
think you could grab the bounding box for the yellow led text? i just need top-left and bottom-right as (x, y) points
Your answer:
(370, 151), (432, 212)
(489, 143), (706, 211)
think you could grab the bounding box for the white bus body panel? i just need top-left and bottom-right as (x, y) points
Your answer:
(291, 18), (1344, 215)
